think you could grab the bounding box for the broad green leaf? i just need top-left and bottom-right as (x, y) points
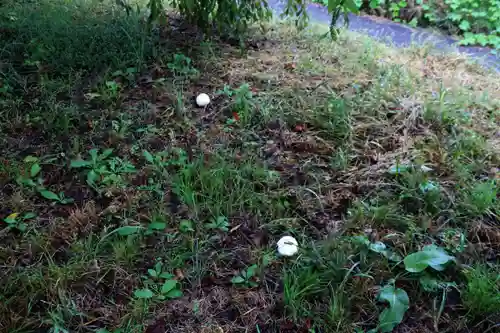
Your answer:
(388, 164), (410, 175)
(159, 272), (174, 279)
(369, 241), (387, 253)
(459, 20), (471, 31)
(17, 222), (27, 232)
(352, 235), (370, 246)
(133, 288), (153, 299)
(179, 219), (194, 233)
(39, 190), (60, 201)
(231, 276), (246, 284)
(328, 0), (341, 13)
(165, 289), (183, 299)
(161, 280), (177, 294)
(117, 226), (143, 236)
(30, 164), (41, 177)
(100, 148), (114, 160)
(70, 159), (92, 168)
(149, 222), (166, 230)
(143, 150), (155, 163)
(23, 212), (36, 219)
(343, 0), (359, 13)
(5, 212), (19, 222)
(419, 181), (438, 193)
(87, 170), (99, 186)
(24, 156), (38, 163)
(378, 285), (409, 332)
(148, 269), (158, 277)
(245, 264), (258, 278)
(383, 250), (403, 262)
(404, 245), (454, 273)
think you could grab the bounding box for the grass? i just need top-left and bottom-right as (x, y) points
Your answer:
(1, 0), (499, 332)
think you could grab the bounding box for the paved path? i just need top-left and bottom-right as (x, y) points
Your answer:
(268, 1), (500, 71)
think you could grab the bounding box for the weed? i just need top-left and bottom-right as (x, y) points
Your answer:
(71, 148), (136, 191)
(205, 216), (229, 232)
(39, 190), (74, 204)
(461, 180), (497, 216)
(462, 265), (500, 317)
(16, 156), (43, 188)
(375, 284), (410, 333)
(135, 261), (183, 300)
(220, 83), (255, 126)
(145, 214), (168, 235)
(167, 53), (199, 79)
(2, 212), (36, 232)
(179, 219), (194, 233)
(231, 264), (259, 288)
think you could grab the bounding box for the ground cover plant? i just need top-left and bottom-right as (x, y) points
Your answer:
(315, 0), (500, 51)
(0, 0), (499, 332)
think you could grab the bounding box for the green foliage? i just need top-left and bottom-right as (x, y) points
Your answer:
(145, 0), (360, 38)
(2, 212), (36, 232)
(145, 215), (167, 235)
(170, 0), (272, 34)
(462, 265), (500, 316)
(444, 0), (500, 50)
(167, 54), (199, 79)
(16, 156), (43, 188)
(219, 83), (255, 126)
(325, 0), (361, 37)
(353, 235), (403, 261)
(404, 244), (455, 273)
(461, 180), (497, 216)
(315, 0), (500, 50)
(135, 262), (183, 300)
(179, 220), (194, 233)
(71, 148), (136, 191)
(231, 264), (259, 288)
(389, 1), (409, 23)
(205, 216), (229, 232)
(39, 190), (74, 204)
(377, 285), (410, 333)
(0, 0), (154, 76)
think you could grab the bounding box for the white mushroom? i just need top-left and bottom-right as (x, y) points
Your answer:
(196, 93), (210, 107)
(277, 236), (299, 257)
